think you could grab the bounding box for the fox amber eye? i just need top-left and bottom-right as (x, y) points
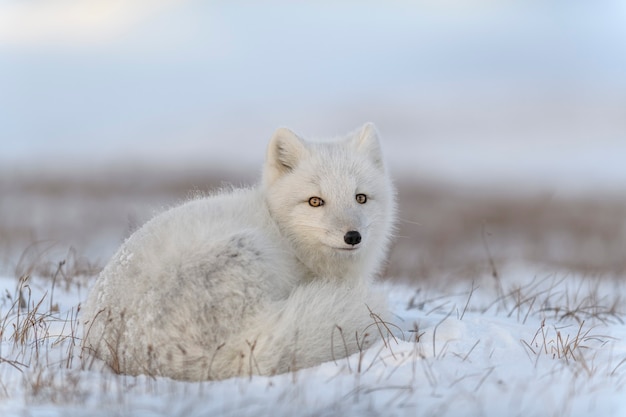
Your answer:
(308, 197), (325, 207)
(355, 194), (367, 204)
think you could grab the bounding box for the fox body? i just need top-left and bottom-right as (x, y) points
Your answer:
(81, 123), (396, 381)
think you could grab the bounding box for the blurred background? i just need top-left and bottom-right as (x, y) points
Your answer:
(1, 0), (625, 280)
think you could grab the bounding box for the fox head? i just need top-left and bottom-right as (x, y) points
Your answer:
(263, 123), (396, 281)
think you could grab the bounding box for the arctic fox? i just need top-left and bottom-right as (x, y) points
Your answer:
(81, 123), (396, 381)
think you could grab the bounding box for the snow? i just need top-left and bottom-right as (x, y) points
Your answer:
(2, 265), (626, 417)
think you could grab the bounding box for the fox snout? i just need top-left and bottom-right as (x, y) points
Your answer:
(344, 230), (362, 246)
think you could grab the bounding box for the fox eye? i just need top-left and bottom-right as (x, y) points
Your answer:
(356, 194), (367, 204)
(309, 197), (325, 207)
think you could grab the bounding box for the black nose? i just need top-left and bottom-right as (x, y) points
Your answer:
(344, 231), (362, 246)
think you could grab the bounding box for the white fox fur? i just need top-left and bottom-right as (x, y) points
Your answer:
(81, 123), (396, 381)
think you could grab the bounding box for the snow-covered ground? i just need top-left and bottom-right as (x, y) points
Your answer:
(2, 262), (625, 417)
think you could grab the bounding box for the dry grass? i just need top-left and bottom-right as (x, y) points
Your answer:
(2, 168), (626, 284)
(1, 242), (97, 393)
(389, 180), (626, 281)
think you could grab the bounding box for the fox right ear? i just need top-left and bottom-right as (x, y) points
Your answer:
(263, 127), (308, 186)
(351, 122), (384, 169)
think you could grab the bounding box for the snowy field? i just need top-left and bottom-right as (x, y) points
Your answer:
(1, 175), (626, 416)
(1, 172), (625, 417)
(1, 257), (626, 416)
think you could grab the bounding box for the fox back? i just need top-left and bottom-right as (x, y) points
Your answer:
(81, 123), (396, 380)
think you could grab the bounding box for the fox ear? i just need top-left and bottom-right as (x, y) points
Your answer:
(351, 122), (384, 168)
(264, 127), (308, 185)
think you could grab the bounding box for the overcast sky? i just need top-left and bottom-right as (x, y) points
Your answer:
(1, 1), (625, 189)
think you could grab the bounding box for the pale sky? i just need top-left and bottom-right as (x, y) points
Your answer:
(1, 1), (625, 189)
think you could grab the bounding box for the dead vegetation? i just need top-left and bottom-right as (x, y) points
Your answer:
(389, 180), (626, 281)
(2, 169), (626, 284)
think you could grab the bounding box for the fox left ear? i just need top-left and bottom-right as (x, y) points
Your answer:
(351, 122), (384, 169)
(264, 127), (309, 186)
